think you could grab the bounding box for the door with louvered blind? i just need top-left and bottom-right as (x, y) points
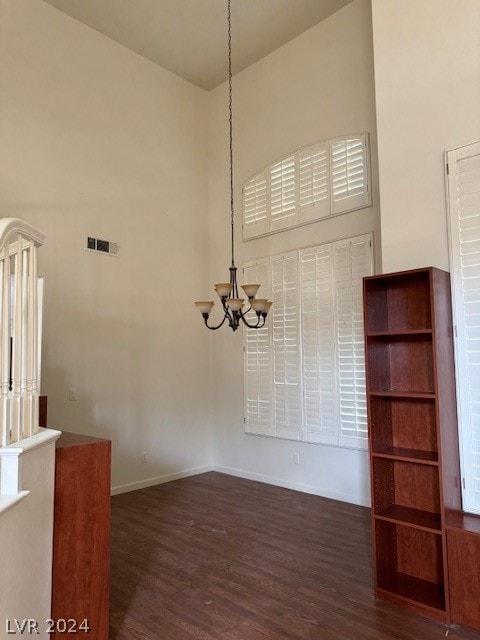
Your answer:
(447, 140), (480, 515)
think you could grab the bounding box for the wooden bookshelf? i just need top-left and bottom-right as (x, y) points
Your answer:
(364, 267), (462, 623)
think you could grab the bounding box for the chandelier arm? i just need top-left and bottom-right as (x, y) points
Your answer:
(238, 311), (265, 329)
(203, 309), (231, 331)
(238, 305), (254, 320)
(242, 316), (266, 329)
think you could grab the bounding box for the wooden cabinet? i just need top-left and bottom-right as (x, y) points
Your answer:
(52, 432), (111, 639)
(446, 512), (480, 632)
(364, 267), (461, 623)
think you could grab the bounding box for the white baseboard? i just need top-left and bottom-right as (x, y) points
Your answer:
(212, 465), (371, 507)
(111, 463), (371, 507)
(111, 464), (214, 496)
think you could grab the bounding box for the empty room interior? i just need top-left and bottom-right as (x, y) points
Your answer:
(1, 0), (480, 638)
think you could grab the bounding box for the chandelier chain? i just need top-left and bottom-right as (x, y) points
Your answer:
(228, 0), (235, 267)
(194, 0), (272, 331)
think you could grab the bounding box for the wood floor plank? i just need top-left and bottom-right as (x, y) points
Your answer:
(110, 472), (479, 640)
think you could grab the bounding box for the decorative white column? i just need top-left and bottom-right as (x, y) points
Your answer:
(0, 447), (22, 495)
(0, 220), (45, 447)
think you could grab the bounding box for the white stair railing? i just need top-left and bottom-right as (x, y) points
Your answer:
(0, 218), (45, 446)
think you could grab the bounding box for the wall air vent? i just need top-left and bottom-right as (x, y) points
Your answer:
(86, 237), (119, 257)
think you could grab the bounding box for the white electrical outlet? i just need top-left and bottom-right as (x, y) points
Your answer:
(69, 390), (77, 401)
(293, 452), (300, 464)
(140, 452), (147, 463)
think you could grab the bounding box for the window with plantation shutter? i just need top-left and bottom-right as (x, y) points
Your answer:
(300, 244), (336, 444)
(243, 134), (371, 239)
(298, 144), (329, 223)
(244, 233), (373, 448)
(243, 172), (269, 239)
(334, 236), (371, 448)
(270, 157), (296, 231)
(446, 141), (480, 515)
(331, 137), (369, 214)
(271, 252), (302, 439)
(244, 259), (273, 436)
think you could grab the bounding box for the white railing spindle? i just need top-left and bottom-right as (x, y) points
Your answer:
(20, 246), (29, 439)
(1, 254), (11, 445)
(25, 242), (38, 439)
(11, 240), (23, 443)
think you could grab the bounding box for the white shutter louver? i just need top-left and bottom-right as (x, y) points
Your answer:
(331, 136), (369, 215)
(334, 235), (372, 449)
(298, 144), (329, 223)
(300, 245), (336, 444)
(447, 142), (480, 515)
(243, 172), (269, 239)
(270, 156), (296, 231)
(271, 252), (302, 439)
(244, 259), (273, 436)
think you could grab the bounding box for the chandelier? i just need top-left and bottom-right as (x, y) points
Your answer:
(194, 0), (272, 332)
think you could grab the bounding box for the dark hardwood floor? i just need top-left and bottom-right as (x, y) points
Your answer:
(110, 472), (479, 640)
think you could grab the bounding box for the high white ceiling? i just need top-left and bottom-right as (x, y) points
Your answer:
(42, 0), (353, 90)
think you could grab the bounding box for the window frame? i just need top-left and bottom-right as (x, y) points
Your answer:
(243, 232), (374, 450)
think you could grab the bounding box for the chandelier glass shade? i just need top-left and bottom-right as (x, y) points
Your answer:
(194, 0), (272, 332)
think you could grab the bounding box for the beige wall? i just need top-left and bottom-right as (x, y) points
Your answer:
(0, 0), (213, 490)
(371, 0), (480, 273)
(0, 443), (56, 639)
(207, 0), (380, 505)
(0, 0), (381, 514)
